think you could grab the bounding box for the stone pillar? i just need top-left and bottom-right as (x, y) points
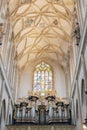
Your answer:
(28, 126), (31, 130)
(51, 126), (54, 130)
(0, 81), (6, 130)
(0, 80), (5, 111)
(65, 50), (71, 97)
(0, 70), (2, 95)
(65, 70), (71, 97)
(7, 42), (13, 77)
(81, 54), (87, 92)
(72, 98), (76, 125)
(76, 0), (83, 31)
(76, 80), (83, 130)
(6, 98), (10, 125)
(11, 63), (17, 99)
(81, 53), (87, 126)
(14, 67), (19, 101)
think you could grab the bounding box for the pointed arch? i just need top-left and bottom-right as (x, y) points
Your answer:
(33, 61), (53, 96)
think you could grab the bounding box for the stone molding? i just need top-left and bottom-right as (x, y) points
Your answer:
(6, 125), (76, 130)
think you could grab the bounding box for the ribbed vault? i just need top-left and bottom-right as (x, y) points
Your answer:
(9, 0), (74, 69)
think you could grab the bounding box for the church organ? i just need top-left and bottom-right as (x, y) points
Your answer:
(13, 95), (71, 125)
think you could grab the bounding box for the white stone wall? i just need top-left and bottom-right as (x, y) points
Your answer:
(71, 9), (87, 130)
(0, 1), (20, 130)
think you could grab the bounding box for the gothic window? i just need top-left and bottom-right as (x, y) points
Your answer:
(33, 62), (53, 96)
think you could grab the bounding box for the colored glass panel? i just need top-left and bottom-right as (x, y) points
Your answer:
(33, 62), (53, 96)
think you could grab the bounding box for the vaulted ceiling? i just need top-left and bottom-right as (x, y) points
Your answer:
(9, 0), (75, 69)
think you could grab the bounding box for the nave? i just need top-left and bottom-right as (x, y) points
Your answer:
(0, 0), (87, 130)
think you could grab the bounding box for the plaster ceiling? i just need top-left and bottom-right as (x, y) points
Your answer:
(9, 0), (74, 69)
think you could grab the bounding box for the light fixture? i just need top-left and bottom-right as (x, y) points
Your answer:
(83, 124), (87, 129)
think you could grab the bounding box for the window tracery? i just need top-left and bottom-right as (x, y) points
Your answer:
(33, 62), (53, 96)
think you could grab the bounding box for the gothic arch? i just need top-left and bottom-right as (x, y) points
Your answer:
(33, 61), (54, 96)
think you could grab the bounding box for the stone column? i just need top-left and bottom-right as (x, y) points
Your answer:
(76, 80), (83, 130)
(0, 80), (5, 111)
(51, 126), (54, 130)
(7, 42), (13, 77)
(72, 98), (76, 125)
(0, 70), (2, 94)
(6, 98), (10, 125)
(0, 71), (3, 116)
(81, 53), (87, 126)
(14, 67), (19, 101)
(28, 126), (31, 130)
(65, 70), (71, 97)
(65, 50), (71, 97)
(0, 80), (5, 130)
(81, 54), (87, 92)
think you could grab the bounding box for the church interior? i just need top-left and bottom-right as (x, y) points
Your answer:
(0, 0), (87, 130)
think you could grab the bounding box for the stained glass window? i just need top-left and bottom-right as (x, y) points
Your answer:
(33, 62), (53, 96)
